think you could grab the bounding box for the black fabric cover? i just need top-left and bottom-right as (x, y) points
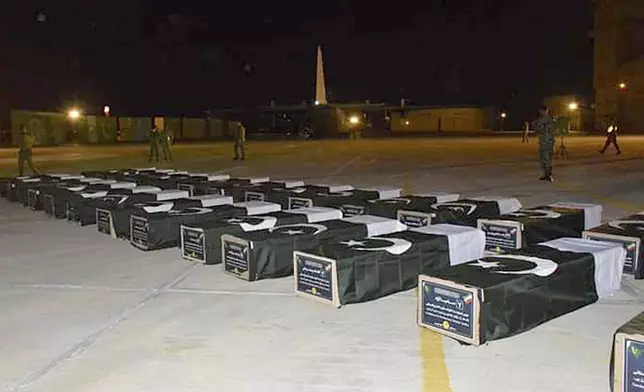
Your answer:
(139, 174), (191, 189)
(420, 245), (597, 345)
(131, 204), (251, 250)
(479, 206), (586, 253)
(609, 311), (644, 392)
(42, 183), (92, 218)
(182, 211), (313, 264)
(222, 220), (375, 281)
(264, 188), (314, 209)
(295, 231), (450, 306)
(585, 214), (644, 279)
(431, 199), (507, 227)
(367, 196), (445, 219)
(188, 180), (231, 196)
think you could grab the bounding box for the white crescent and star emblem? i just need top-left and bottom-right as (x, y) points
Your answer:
(340, 237), (413, 255)
(608, 220), (644, 231)
(431, 202), (477, 215)
(268, 223), (328, 235)
(469, 254), (559, 277)
(506, 209), (562, 219)
(226, 216), (278, 231)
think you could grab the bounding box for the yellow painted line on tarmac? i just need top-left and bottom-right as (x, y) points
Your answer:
(404, 174), (453, 392)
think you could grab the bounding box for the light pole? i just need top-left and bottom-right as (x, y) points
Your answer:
(68, 108), (81, 142)
(500, 112), (507, 131)
(568, 102), (578, 131)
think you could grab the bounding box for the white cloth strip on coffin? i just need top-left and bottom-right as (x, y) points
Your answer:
(48, 173), (72, 178)
(242, 177), (270, 184)
(411, 224), (485, 266)
(135, 167), (156, 171)
(190, 194), (233, 207)
(81, 191), (108, 198)
(109, 182), (137, 189)
(239, 216), (279, 232)
(285, 206), (344, 223)
(142, 202), (175, 213)
(416, 192), (461, 203)
(469, 196), (523, 215)
(154, 169), (175, 174)
(79, 177), (103, 183)
(132, 186), (162, 194)
(21, 178), (42, 183)
(207, 174), (230, 181)
(548, 202), (603, 229)
(364, 187), (402, 199)
(189, 173), (209, 177)
(58, 175), (84, 180)
(16, 176), (32, 180)
(156, 190), (190, 201)
(65, 185), (86, 192)
(542, 237), (626, 299)
(275, 180), (305, 188)
(343, 215), (408, 237)
(171, 171), (189, 175)
(289, 188), (309, 194)
(234, 201), (281, 215)
(92, 180), (117, 185)
(315, 184), (354, 193)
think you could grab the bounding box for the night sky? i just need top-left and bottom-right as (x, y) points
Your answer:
(0, 0), (594, 119)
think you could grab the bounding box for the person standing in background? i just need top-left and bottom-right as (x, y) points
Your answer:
(522, 121), (530, 143)
(233, 122), (246, 161)
(599, 117), (621, 155)
(532, 106), (555, 182)
(18, 125), (39, 176)
(160, 126), (173, 163)
(148, 125), (160, 163)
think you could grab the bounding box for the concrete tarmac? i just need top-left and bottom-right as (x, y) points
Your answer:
(0, 136), (642, 392)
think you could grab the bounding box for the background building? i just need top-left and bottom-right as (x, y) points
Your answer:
(594, 0), (644, 132)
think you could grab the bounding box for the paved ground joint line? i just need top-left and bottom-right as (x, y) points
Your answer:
(9, 263), (198, 392)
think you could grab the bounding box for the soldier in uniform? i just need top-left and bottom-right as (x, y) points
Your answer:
(599, 117), (621, 155)
(148, 125), (160, 163)
(18, 125), (39, 176)
(233, 122), (246, 160)
(532, 106), (555, 182)
(160, 126), (173, 162)
(522, 121), (530, 143)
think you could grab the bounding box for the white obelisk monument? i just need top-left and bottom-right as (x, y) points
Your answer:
(315, 45), (328, 105)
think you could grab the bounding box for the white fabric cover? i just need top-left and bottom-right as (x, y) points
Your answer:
(81, 191), (108, 198)
(110, 182), (137, 189)
(132, 186), (162, 194)
(16, 176), (31, 180)
(343, 215), (407, 237)
(142, 202), (174, 213)
(136, 167), (156, 171)
(365, 187), (402, 199)
(49, 173), (72, 178)
(239, 216), (279, 232)
(416, 192), (460, 203)
(171, 171), (189, 175)
(411, 224), (486, 266)
(154, 169), (174, 174)
(156, 190), (189, 201)
(543, 237), (626, 299)
(289, 188), (309, 194)
(190, 194), (233, 207)
(278, 180), (305, 188)
(65, 185), (86, 192)
(244, 177), (270, 184)
(79, 177), (103, 183)
(470, 196), (523, 215)
(58, 175), (84, 180)
(234, 201), (281, 215)
(315, 184), (354, 193)
(207, 174), (230, 181)
(286, 206), (344, 223)
(21, 178), (41, 183)
(549, 202), (603, 229)
(91, 180), (116, 185)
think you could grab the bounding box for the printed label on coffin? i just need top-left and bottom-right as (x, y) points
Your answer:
(181, 227), (205, 262)
(623, 338), (644, 392)
(478, 220), (523, 253)
(609, 220), (644, 232)
(295, 253), (337, 305)
(421, 280), (476, 341)
(244, 191), (266, 202)
(206, 187), (225, 195)
(584, 231), (641, 276)
(340, 204), (366, 217)
(44, 195), (55, 217)
(28, 189), (38, 209)
(222, 237), (251, 280)
(131, 216), (149, 249)
(397, 210), (432, 228)
(96, 209), (113, 235)
(177, 184), (195, 196)
(288, 197), (313, 209)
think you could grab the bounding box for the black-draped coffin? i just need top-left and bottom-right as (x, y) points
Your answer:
(367, 195), (454, 221)
(479, 205), (587, 253)
(609, 311), (644, 392)
(221, 217), (405, 282)
(584, 214), (644, 279)
(294, 230), (452, 307)
(418, 245), (599, 345)
(430, 199), (512, 227)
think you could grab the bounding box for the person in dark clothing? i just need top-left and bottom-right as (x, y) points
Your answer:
(233, 122), (246, 160)
(18, 125), (39, 176)
(531, 106), (555, 182)
(148, 126), (160, 163)
(599, 117), (621, 155)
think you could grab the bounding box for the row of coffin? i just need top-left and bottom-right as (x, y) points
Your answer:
(1, 170), (642, 353)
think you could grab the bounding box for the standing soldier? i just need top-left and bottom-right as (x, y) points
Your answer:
(599, 117), (621, 155)
(532, 106), (555, 182)
(148, 125), (160, 163)
(233, 122), (246, 161)
(160, 126), (173, 163)
(522, 121), (530, 143)
(18, 125), (39, 176)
